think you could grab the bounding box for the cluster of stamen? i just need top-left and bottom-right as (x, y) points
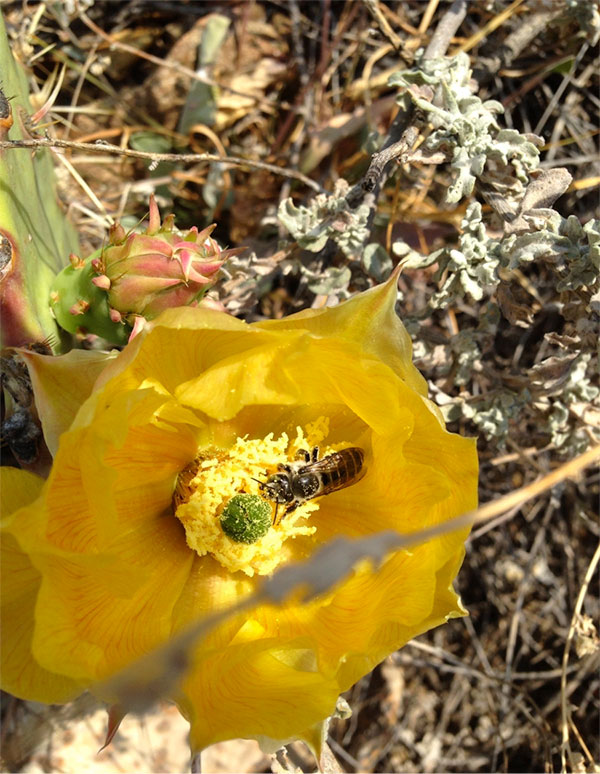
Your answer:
(173, 421), (331, 576)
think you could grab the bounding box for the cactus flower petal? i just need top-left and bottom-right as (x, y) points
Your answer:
(2, 275), (478, 752)
(0, 467), (82, 703)
(147, 195), (161, 235)
(128, 315), (147, 341)
(18, 348), (117, 455)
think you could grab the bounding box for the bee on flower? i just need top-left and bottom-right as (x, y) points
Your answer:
(1, 271), (478, 755)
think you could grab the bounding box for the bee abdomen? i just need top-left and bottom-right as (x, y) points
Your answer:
(344, 447), (365, 476)
(320, 447), (365, 492)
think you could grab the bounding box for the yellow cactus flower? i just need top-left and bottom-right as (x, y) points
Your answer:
(1, 275), (478, 753)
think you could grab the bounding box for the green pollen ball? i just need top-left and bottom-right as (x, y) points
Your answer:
(220, 494), (272, 544)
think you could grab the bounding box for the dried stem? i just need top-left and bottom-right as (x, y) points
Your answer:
(560, 540), (600, 771)
(190, 750), (202, 773)
(348, 0), (467, 208)
(424, 0), (468, 59)
(362, 0), (402, 51)
(0, 138), (322, 192)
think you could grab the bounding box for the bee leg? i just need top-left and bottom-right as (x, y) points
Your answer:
(283, 501), (298, 518)
(272, 501), (279, 526)
(277, 462), (293, 473)
(310, 446), (319, 462)
(294, 448), (311, 462)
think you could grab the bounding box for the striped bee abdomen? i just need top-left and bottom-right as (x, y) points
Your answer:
(312, 447), (365, 495)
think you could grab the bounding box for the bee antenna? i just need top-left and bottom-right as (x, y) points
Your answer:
(250, 476), (267, 492)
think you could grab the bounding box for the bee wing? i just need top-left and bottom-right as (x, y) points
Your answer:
(303, 448), (366, 488)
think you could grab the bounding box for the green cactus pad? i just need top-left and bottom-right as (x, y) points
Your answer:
(50, 256), (131, 346)
(220, 494), (272, 544)
(0, 16), (79, 349)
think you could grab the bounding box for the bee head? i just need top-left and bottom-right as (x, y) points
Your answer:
(256, 472), (293, 504)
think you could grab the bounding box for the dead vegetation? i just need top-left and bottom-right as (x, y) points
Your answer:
(1, 0), (598, 772)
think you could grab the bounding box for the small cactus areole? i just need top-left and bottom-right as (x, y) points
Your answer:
(50, 258), (131, 345)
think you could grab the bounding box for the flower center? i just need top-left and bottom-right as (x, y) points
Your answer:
(173, 419), (334, 576)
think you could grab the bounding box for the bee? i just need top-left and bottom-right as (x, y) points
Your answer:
(1, 341), (53, 466)
(257, 446), (365, 524)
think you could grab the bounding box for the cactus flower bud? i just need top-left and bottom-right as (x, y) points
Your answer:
(50, 196), (242, 345)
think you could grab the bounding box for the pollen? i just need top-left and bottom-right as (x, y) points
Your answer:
(173, 424), (333, 577)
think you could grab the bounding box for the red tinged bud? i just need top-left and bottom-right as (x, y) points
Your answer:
(50, 195), (244, 344)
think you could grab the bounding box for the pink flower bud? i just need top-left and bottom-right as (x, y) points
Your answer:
(91, 275), (111, 291)
(97, 196), (241, 324)
(50, 195), (244, 346)
(108, 222), (127, 245)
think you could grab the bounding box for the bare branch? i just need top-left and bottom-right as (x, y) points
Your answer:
(424, 0), (468, 59)
(0, 137), (322, 192)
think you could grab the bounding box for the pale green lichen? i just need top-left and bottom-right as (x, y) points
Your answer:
(362, 243), (393, 282)
(278, 179), (370, 257)
(389, 52), (541, 205)
(394, 202), (501, 306)
(441, 390), (529, 447)
(541, 354), (600, 453)
(280, 46), (599, 461)
(438, 352), (599, 454)
(305, 265), (352, 296)
(501, 214), (600, 291)
(450, 330), (484, 387)
(397, 199), (599, 453)
(395, 202), (600, 314)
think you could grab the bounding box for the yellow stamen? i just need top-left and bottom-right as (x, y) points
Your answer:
(173, 422), (333, 577)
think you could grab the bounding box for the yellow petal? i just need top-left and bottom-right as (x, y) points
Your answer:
(255, 269), (428, 396)
(1, 466), (44, 520)
(180, 635), (341, 751)
(176, 333), (415, 434)
(308, 460), (451, 542)
(176, 334), (306, 419)
(96, 309), (256, 400)
(20, 349), (117, 456)
(428, 547), (468, 624)
(29, 515), (193, 682)
(94, 283), (426, 423)
(171, 556), (257, 637)
(20, 393), (201, 555)
(1, 468), (81, 702)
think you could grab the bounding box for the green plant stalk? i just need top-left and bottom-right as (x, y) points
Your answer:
(0, 14), (79, 351)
